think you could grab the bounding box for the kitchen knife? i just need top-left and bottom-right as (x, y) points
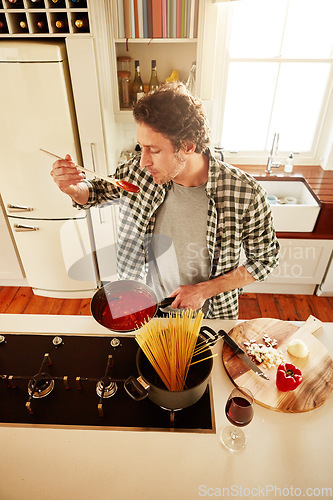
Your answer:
(220, 330), (269, 380)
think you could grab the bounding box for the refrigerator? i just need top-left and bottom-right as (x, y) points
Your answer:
(0, 40), (98, 298)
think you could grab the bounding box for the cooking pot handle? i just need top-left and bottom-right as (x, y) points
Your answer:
(124, 376), (149, 401)
(199, 326), (224, 348)
(157, 297), (174, 309)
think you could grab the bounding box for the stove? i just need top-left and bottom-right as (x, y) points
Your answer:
(0, 333), (215, 433)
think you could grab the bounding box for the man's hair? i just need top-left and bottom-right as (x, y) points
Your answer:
(133, 82), (211, 153)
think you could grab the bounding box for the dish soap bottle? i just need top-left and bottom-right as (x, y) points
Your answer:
(284, 153), (294, 173)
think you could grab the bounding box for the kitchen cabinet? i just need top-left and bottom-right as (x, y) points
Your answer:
(7, 216), (97, 297)
(98, 0), (207, 164)
(110, 0), (203, 114)
(245, 239), (333, 295)
(317, 251), (333, 296)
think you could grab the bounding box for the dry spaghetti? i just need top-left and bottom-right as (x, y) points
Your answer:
(135, 310), (204, 391)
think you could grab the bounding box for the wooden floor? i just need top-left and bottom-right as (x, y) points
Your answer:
(1, 286), (333, 322)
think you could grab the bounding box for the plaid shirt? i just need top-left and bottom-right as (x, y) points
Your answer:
(76, 149), (279, 319)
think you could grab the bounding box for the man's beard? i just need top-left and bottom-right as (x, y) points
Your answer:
(159, 149), (187, 184)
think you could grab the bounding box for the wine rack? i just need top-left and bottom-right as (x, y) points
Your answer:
(0, 0), (90, 36)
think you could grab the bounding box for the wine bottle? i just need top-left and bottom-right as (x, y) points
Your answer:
(0, 20), (7, 31)
(19, 20), (28, 30)
(36, 20), (46, 29)
(149, 60), (159, 93)
(74, 18), (89, 29)
(55, 18), (68, 29)
(132, 60), (145, 105)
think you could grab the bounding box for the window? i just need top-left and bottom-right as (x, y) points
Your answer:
(211, 0), (333, 165)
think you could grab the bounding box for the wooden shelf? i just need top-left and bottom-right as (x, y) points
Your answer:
(114, 38), (197, 44)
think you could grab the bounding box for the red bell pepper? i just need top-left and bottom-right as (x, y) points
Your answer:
(276, 363), (303, 392)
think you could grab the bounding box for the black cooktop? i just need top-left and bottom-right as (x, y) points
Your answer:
(0, 333), (215, 433)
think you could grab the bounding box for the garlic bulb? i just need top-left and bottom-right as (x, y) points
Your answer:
(287, 339), (309, 358)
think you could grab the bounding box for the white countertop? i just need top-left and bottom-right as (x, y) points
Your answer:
(0, 314), (332, 500)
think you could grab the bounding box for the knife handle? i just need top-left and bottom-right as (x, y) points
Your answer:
(219, 330), (243, 353)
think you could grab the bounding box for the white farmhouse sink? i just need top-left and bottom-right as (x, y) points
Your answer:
(256, 178), (321, 232)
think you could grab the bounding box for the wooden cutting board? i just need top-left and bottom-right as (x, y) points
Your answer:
(222, 316), (333, 413)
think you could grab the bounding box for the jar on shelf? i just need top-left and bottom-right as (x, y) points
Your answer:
(117, 56), (131, 73)
(117, 70), (132, 109)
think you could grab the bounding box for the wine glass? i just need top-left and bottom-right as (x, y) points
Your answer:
(220, 386), (254, 451)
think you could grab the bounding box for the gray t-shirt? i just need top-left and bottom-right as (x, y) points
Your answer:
(147, 182), (210, 313)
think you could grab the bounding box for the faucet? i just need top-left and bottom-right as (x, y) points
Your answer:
(266, 132), (281, 173)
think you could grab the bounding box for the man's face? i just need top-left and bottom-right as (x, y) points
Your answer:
(137, 122), (186, 185)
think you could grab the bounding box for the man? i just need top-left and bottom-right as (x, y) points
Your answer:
(51, 82), (279, 319)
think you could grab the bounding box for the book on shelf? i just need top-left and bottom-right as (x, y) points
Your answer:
(152, 0), (162, 38)
(181, 0), (186, 38)
(168, 0), (176, 38)
(142, 0), (148, 37)
(130, 0), (136, 37)
(123, 0), (131, 38)
(176, 0), (181, 38)
(147, 0), (153, 38)
(137, 0), (144, 37)
(162, 0), (167, 38)
(117, 0), (125, 38)
(133, 0), (140, 38)
(117, 0), (198, 39)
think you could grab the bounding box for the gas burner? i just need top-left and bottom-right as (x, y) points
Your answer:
(28, 372), (55, 398)
(96, 378), (118, 398)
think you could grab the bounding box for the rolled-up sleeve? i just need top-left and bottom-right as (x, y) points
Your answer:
(242, 187), (280, 281)
(72, 178), (120, 210)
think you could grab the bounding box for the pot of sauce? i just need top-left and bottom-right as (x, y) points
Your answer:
(90, 280), (173, 332)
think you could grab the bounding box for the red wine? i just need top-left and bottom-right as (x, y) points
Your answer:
(225, 396), (254, 427)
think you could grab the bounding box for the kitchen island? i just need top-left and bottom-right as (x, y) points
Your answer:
(0, 314), (332, 500)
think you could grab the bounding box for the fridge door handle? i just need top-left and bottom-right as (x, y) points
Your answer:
(90, 142), (97, 173)
(7, 204), (33, 213)
(14, 224), (39, 232)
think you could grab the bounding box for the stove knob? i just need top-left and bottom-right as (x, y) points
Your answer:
(52, 336), (63, 346)
(0, 335), (5, 344)
(110, 338), (120, 348)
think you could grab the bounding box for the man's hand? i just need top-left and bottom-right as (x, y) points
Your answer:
(169, 283), (207, 311)
(50, 153), (89, 205)
(168, 266), (256, 312)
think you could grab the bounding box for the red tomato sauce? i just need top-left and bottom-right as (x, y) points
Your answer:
(100, 290), (156, 331)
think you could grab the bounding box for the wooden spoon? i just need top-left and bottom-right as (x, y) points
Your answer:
(41, 148), (140, 193)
